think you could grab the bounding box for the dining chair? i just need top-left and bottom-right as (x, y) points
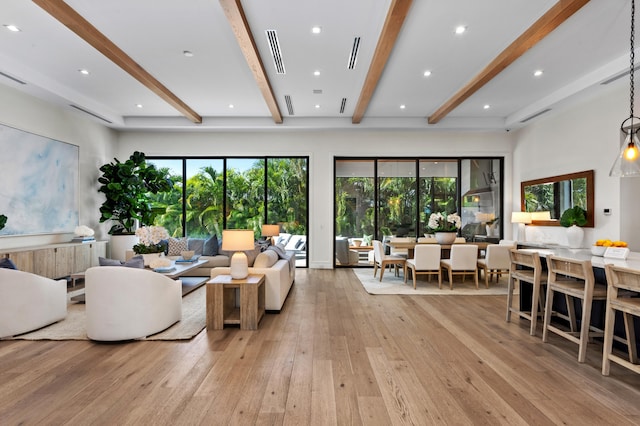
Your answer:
(389, 237), (413, 258)
(404, 244), (442, 289)
(477, 244), (511, 288)
(440, 244), (479, 289)
(542, 255), (607, 363)
(453, 237), (466, 243)
(372, 240), (406, 282)
(506, 249), (547, 336)
(602, 264), (640, 376)
(417, 237), (438, 243)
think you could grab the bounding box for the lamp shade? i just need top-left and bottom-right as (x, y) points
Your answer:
(530, 211), (551, 221)
(261, 224), (280, 237)
(511, 212), (532, 224)
(221, 229), (255, 251)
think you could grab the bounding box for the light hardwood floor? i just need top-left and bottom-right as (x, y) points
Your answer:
(2, 268), (640, 425)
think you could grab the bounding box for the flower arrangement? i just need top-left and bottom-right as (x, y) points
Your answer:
(133, 226), (169, 254)
(427, 212), (462, 233)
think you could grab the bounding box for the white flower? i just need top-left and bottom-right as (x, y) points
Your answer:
(427, 212), (461, 232)
(135, 226), (169, 246)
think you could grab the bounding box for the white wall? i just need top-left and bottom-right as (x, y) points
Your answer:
(118, 129), (513, 268)
(0, 84), (117, 250)
(511, 81), (640, 249)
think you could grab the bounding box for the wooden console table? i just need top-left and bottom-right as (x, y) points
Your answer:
(206, 274), (265, 330)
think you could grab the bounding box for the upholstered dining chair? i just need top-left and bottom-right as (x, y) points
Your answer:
(404, 244), (442, 289)
(372, 240), (406, 282)
(477, 244), (512, 288)
(440, 244), (479, 289)
(542, 256), (607, 363)
(389, 237), (413, 258)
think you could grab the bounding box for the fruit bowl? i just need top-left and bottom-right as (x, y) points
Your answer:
(591, 245), (607, 256)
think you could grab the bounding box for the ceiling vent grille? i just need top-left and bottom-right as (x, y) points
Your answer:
(285, 95), (294, 115)
(266, 29), (286, 74)
(519, 108), (551, 123)
(348, 37), (361, 69)
(601, 64), (640, 85)
(69, 104), (112, 124)
(0, 71), (26, 85)
(313, 89), (323, 94)
(339, 98), (347, 114)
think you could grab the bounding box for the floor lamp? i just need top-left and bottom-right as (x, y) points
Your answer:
(511, 212), (532, 242)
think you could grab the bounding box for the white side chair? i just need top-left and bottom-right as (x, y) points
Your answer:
(372, 240), (406, 282)
(389, 237), (413, 258)
(440, 245), (479, 289)
(417, 237), (438, 243)
(499, 240), (517, 246)
(404, 244), (442, 289)
(477, 244), (511, 288)
(454, 237), (466, 243)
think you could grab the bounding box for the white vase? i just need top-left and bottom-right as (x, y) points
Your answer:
(566, 225), (584, 249)
(141, 252), (162, 266)
(435, 232), (457, 244)
(109, 234), (139, 261)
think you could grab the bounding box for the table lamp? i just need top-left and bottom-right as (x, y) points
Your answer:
(261, 224), (280, 245)
(511, 212), (532, 242)
(221, 229), (255, 279)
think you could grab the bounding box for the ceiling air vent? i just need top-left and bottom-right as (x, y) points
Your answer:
(519, 108), (551, 123)
(266, 29), (286, 74)
(0, 71), (26, 85)
(313, 89), (323, 94)
(285, 95), (294, 116)
(348, 37), (361, 69)
(69, 104), (112, 124)
(339, 98), (347, 114)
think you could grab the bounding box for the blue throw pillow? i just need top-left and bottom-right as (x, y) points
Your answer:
(123, 255), (144, 268)
(0, 258), (17, 269)
(99, 257), (123, 266)
(203, 235), (219, 256)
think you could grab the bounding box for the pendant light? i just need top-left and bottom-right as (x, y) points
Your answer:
(611, 0), (640, 177)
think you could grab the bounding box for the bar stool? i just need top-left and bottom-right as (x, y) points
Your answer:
(542, 256), (607, 363)
(506, 249), (547, 336)
(602, 264), (640, 376)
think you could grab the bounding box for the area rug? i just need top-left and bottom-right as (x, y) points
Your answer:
(10, 285), (206, 341)
(352, 268), (511, 296)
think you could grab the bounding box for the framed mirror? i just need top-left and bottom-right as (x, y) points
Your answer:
(520, 170), (594, 227)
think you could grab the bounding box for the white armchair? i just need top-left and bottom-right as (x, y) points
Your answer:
(0, 268), (67, 338)
(85, 266), (182, 341)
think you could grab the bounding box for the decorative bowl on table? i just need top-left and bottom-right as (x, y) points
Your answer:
(181, 250), (195, 260)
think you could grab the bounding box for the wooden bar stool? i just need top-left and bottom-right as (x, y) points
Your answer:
(506, 249), (547, 336)
(542, 256), (607, 363)
(602, 264), (640, 376)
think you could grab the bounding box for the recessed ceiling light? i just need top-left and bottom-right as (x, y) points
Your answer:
(423, 70), (432, 77)
(4, 24), (20, 32)
(534, 69), (544, 77)
(483, 104), (491, 110)
(315, 104), (320, 109)
(400, 104), (406, 109)
(228, 104), (234, 109)
(78, 69), (89, 75)
(136, 104), (143, 108)
(455, 25), (467, 34)
(183, 50), (193, 57)
(313, 70), (320, 76)
(311, 26), (321, 34)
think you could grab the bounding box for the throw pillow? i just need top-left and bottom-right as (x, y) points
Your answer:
(188, 238), (205, 256)
(0, 257), (17, 269)
(253, 250), (279, 268)
(203, 235), (219, 256)
(245, 245), (261, 267)
(99, 257), (123, 266)
(267, 244), (287, 259)
(363, 234), (373, 245)
(123, 255), (144, 268)
(167, 237), (188, 256)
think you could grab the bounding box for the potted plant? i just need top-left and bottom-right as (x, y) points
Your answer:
(560, 205), (587, 248)
(427, 212), (462, 244)
(98, 151), (172, 260)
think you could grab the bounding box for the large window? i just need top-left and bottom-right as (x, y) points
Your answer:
(146, 157), (309, 267)
(334, 157), (503, 267)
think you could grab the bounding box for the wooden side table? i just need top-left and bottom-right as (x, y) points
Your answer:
(206, 274), (265, 330)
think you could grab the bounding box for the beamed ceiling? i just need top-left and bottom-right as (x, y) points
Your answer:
(0, 0), (633, 131)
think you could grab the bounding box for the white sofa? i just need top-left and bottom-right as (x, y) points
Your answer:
(209, 249), (295, 311)
(85, 266), (182, 341)
(0, 268), (67, 338)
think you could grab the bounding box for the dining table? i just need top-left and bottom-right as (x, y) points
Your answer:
(385, 240), (490, 259)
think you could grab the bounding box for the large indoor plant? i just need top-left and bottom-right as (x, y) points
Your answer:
(560, 205), (587, 248)
(98, 151), (173, 235)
